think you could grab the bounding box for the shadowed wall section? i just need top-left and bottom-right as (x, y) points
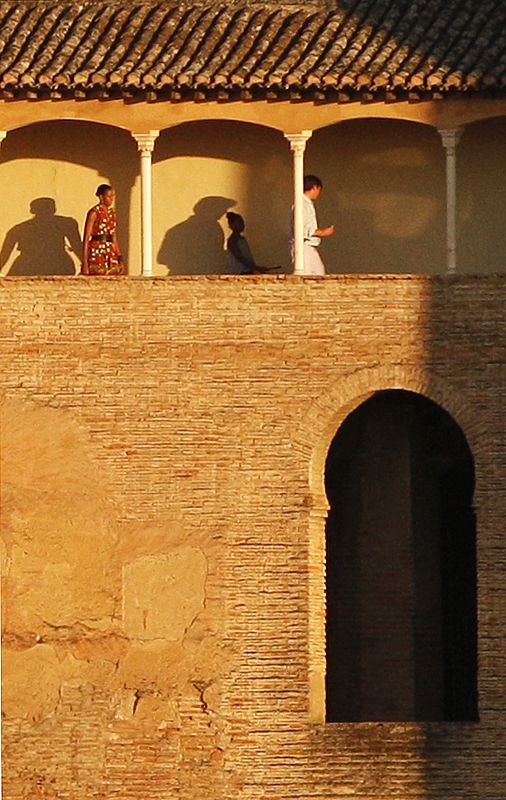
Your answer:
(458, 117), (506, 274)
(307, 119), (447, 274)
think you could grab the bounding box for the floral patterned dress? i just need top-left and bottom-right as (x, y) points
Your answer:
(87, 204), (122, 275)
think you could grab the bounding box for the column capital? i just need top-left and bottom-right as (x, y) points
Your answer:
(285, 130), (313, 154)
(132, 130), (160, 153)
(438, 127), (462, 152)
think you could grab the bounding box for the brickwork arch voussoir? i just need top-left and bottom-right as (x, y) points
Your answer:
(294, 364), (484, 506)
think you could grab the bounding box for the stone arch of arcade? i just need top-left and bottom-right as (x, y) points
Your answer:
(306, 117), (446, 275)
(294, 364), (489, 725)
(0, 119), (137, 276)
(306, 113), (506, 276)
(0, 119), (290, 275)
(153, 119), (291, 276)
(455, 115), (506, 274)
(3, 102), (506, 274)
(4, 96), (506, 134)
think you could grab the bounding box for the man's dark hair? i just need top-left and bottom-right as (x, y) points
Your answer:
(304, 174), (323, 192)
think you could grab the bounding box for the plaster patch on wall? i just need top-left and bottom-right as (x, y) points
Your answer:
(1, 396), (222, 731)
(1, 398), (119, 636)
(2, 645), (61, 721)
(122, 549), (207, 641)
(0, 397), (112, 506)
(114, 640), (189, 692)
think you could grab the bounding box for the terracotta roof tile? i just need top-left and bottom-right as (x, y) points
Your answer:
(0, 0), (505, 100)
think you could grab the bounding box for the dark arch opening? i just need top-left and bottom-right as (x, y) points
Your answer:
(325, 389), (478, 722)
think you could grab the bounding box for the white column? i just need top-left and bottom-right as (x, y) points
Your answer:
(0, 129), (3, 789)
(0, 132), (6, 790)
(132, 130), (159, 277)
(439, 127), (462, 275)
(285, 131), (312, 275)
(0, 134), (6, 279)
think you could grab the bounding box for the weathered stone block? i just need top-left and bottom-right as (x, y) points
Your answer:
(122, 550), (207, 641)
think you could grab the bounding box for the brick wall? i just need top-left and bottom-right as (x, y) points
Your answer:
(1, 275), (505, 799)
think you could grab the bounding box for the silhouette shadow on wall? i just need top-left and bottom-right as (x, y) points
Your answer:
(153, 120), (291, 274)
(158, 196), (236, 275)
(0, 121), (137, 270)
(0, 198), (81, 276)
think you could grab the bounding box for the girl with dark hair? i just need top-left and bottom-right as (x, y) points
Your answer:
(225, 212), (279, 275)
(82, 184), (124, 275)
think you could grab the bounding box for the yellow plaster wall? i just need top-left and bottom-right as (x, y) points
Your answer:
(0, 121), (140, 276)
(152, 121), (291, 275)
(1, 116), (506, 276)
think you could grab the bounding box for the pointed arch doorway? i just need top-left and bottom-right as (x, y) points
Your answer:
(325, 389), (478, 722)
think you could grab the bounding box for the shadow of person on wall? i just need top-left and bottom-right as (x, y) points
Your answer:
(0, 197), (82, 276)
(158, 196), (236, 275)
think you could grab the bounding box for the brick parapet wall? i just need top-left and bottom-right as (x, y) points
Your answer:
(1, 275), (505, 799)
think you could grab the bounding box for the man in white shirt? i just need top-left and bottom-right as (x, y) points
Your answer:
(300, 174), (334, 275)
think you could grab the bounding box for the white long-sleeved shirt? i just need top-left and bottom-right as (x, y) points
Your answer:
(290, 195), (321, 249)
(303, 195), (321, 247)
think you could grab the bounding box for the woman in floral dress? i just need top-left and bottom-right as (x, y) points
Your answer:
(82, 184), (124, 275)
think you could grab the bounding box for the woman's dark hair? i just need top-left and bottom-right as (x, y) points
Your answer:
(304, 174), (323, 192)
(96, 183), (113, 197)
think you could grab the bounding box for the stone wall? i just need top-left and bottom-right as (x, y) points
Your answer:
(1, 275), (505, 799)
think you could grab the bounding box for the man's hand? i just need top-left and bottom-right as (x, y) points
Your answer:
(321, 225), (335, 237)
(314, 225), (335, 237)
